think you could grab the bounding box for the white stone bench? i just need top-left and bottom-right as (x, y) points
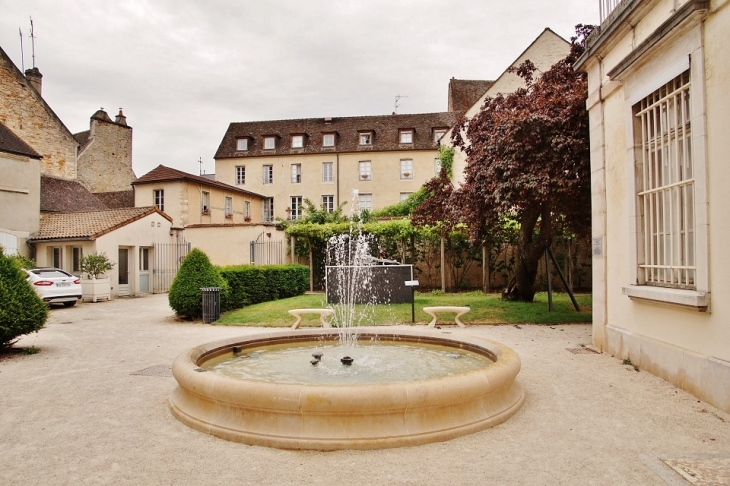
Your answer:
(423, 306), (471, 328)
(288, 308), (335, 329)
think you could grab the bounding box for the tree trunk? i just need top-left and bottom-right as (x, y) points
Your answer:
(482, 243), (490, 294)
(440, 236), (446, 292)
(502, 206), (552, 302)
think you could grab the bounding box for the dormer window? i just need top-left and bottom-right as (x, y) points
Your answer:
(359, 132), (372, 145)
(399, 130), (413, 144)
(323, 133), (335, 147)
(433, 129), (446, 143)
(291, 135), (304, 148)
(236, 138), (248, 151)
(264, 136), (276, 150)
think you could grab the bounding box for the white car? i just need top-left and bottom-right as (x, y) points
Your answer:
(25, 268), (82, 307)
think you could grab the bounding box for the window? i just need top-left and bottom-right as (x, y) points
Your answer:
(291, 135), (303, 148)
(434, 129), (446, 143)
(71, 247), (82, 273)
(236, 138), (248, 151)
(263, 198), (274, 222)
(264, 136), (276, 150)
(400, 159), (413, 179)
(634, 70), (695, 288)
(400, 192), (412, 202)
(139, 248), (150, 271)
(245, 201), (251, 219)
(291, 164), (302, 183)
(235, 166), (246, 185)
(358, 193), (373, 211)
(434, 158), (442, 176)
(201, 191), (210, 213)
(322, 195), (334, 213)
(399, 130), (413, 144)
(263, 165), (273, 184)
(322, 162), (333, 182)
(51, 247), (62, 268)
(323, 133), (335, 147)
(359, 133), (372, 145)
(290, 196), (303, 220)
(153, 189), (164, 211)
(359, 161), (372, 181)
(225, 197), (232, 217)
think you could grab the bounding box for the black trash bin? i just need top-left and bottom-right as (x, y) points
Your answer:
(201, 287), (222, 323)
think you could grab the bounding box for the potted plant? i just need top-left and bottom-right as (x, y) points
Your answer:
(244, 216), (252, 222)
(80, 252), (115, 303)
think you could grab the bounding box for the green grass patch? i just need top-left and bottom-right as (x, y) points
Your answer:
(216, 291), (592, 327)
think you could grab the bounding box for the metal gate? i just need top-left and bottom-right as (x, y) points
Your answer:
(152, 239), (190, 293)
(250, 232), (283, 265)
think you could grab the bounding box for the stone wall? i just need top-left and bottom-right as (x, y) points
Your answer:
(77, 113), (135, 193)
(0, 48), (78, 180)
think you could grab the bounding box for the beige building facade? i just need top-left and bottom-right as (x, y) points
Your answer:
(575, 0), (730, 412)
(214, 113), (459, 221)
(444, 28), (571, 186)
(0, 123), (42, 256)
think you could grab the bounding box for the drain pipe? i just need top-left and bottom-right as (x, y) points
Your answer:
(336, 153), (340, 207)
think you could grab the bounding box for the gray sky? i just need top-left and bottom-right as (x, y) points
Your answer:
(0, 1), (598, 177)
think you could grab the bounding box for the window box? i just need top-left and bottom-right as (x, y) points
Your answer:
(244, 216), (252, 222)
(403, 172), (410, 178)
(202, 209), (211, 216)
(225, 213), (233, 219)
(360, 174), (370, 180)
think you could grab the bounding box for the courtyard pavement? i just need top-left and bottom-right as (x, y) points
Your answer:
(1, 293), (729, 485)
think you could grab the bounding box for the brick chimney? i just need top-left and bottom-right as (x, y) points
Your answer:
(115, 108), (127, 126)
(25, 67), (43, 95)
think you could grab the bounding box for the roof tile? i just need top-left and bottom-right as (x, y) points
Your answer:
(31, 207), (171, 241)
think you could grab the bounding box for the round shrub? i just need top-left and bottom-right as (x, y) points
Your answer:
(0, 250), (48, 348)
(168, 249), (228, 320)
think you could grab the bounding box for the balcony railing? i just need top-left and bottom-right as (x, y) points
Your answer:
(599, 0), (622, 23)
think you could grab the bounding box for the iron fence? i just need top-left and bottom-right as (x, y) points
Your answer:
(152, 239), (190, 293)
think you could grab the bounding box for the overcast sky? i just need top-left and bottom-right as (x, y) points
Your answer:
(0, 1), (598, 177)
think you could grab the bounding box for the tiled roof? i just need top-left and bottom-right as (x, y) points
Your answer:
(41, 176), (107, 213)
(448, 79), (495, 112)
(30, 207), (171, 241)
(94, 190), (135, 209)
(133, 165), (264, 199)
(74, 130), (90, 148)
(214, 112), (461, 159)
(0, 121), (42, 159)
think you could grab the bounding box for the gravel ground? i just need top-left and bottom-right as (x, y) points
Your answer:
(1, 293), (729, 486)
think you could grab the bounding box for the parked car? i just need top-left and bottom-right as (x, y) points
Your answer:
(25, 268), (82, 307)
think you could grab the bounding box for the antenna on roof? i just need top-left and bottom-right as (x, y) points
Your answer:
(395, 94), (408, 114)
(198, 157), (204, 176)
(18, 27), (25, 72)
(29, 16), (36, 68)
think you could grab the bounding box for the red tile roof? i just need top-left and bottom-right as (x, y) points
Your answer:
(214, 112), (461, 159)
(133, 165), (264, 199)
(30, 207), (171, 241)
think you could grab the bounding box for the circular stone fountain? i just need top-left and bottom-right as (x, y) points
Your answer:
(170, 327), (524, 450)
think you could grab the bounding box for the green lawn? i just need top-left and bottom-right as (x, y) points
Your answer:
(216, 291), (592, 327)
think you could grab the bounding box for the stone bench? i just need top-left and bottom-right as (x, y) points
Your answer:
(288, 308), (335, 329)
(423, 306), (471, 328)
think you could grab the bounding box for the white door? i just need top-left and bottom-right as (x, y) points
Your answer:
(118, 247), (130, 296)
(139, 247), (150, 293)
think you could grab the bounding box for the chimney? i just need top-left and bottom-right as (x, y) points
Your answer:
(115, 108), (128, 126)
(25, 67), (43, 95)
(324, 117), (332, 124)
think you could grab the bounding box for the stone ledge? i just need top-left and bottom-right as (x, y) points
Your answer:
(622, 285), (709, 311)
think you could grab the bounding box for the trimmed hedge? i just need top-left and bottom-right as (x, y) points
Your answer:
(219, 264), (309, 309)
(168, 249), (229, 319)
(0, 250), (48, 347)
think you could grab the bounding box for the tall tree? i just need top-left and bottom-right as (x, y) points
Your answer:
(452, 25), (593, 302)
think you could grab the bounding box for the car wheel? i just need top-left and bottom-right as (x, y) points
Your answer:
(62, 301), (77, 307)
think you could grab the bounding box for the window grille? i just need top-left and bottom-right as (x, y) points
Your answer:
(290, 196), (303, 220)
(235, 166), (245, 185)
(635, 71), (695, 288)
(322, 162), (333, 182)
(263, 165), (273, 184)
(322, 195), (334, 213)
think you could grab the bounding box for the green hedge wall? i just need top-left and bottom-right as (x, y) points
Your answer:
(219, 264), (309, 309)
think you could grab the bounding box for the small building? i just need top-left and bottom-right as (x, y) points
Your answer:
(133, 165), (269, 266)
(575, 0), (729, 412)
(29, 207), (176, 298)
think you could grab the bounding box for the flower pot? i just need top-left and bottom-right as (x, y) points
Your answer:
(81, 278), (111, 303)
